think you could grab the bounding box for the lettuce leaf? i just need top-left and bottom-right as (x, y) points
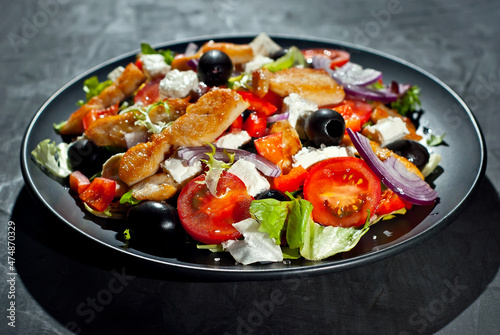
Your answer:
(119, 190), (141, 205)
(201, 144), (234, 197)
(300, 215), (370, 261)
(31, 139), (72, 178)
(263, 46), (306, 72)
(141, 43), (175, 65)
(250, 198), (289, 244)
(77, 75), (112, 106)
(285, 198), (313, 250)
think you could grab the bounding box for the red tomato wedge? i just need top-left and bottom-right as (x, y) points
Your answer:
(238, 91), (278, 116)
(177, 172), (254, 244)
(302, 49), (350, 68)
(243, 111), (267, 138)
(79, 177), (116, 212)
(69, 171), (90, 194)
(134, 75), (163, 106)
(303, 157), (381, 227)
(254, 132), (284, 166)
(376, 189), (407, 216)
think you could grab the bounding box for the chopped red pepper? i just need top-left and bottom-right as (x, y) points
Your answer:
(82, 103), (119, 130)
(243, 111), (267, 138)
(69, 171), (90, 194)
(79, 177), (116, 212)
(375, 189), (406, 216)
(230, 115), (243, 133)
(272, 165), (308, 193)
(254, 132), (284, 166)
(238, 91), (278, 116)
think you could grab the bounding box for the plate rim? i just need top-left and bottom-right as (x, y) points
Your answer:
(20, 33), (487, 280)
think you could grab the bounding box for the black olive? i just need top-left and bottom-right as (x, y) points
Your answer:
(126, 201), (181, 244)
(197, 50), (233, 87)
(386, 139), (430, 169)
(269, 48), (288, 60)
(304, 108), (346, 148)
(68, 139), (112, 177)
(255, 189), (289, 202)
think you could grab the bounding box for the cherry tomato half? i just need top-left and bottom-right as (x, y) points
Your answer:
(302, 49), (351, 68)
(243, 111), (267, 138)
(177, 171), (254, 244)
(325, 99), (372, 133)
(303, 157), (381, 227)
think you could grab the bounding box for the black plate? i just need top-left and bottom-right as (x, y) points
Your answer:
(20, 34), (486, 280)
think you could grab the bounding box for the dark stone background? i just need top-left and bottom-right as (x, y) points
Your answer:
(1, 0), (499, 334)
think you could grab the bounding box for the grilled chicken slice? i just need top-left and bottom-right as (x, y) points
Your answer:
(269, 68), (345, 106)
(85, 98), (190, 148)
(269, 120), (302, 174)
(59, 63), (145, 135)
(129, 173), (179, 201)
(119, 88), (249, 186)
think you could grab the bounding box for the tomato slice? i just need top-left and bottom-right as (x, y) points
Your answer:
(303, 157), (381, 227)
(375, 189), (406, 216)
(243, 111), (267, 138)
(177, 172), (254, 244)
(302, 49), (350, 68)
(79, 177), (116, 212)
(134, 76), (163, 106)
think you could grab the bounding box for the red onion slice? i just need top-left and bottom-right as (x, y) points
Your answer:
(331, 61), (383, 86)
(177, 146), (282, 178)
(347, 128), (438, 206)
(267, 112), (289, 123)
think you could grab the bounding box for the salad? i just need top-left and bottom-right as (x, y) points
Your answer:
(32, 33), (442, 265)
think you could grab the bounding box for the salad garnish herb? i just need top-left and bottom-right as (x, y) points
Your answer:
(391, 85), (421, 116)
(427, 132), (446, 146)
(140, 42), (175, 65)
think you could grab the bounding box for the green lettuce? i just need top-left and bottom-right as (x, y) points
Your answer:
(77, 75), (113, 106)
(263, 46), (307, 72)
(31, 139), (72, 178)
(201, 144), (234, 197)
(250, 198), (289, 244)
(119, 190), (141, 206)
(141, 43), (175, 65)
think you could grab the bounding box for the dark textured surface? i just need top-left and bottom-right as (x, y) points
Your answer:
(1, 0), (500, 334)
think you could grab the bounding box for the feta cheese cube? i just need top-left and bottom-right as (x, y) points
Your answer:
(227, 159), (270, 197)
(244, 55), (274, 73)
(363, 116), (409, 147)
(282, 93), (318, 139)
(107, 66), (125, 82)
(140, 54), (171, 78)
(159, 69), (199, 99)
(292, 146), (354, 169)
(249, 33), (282, 57)
(161, 156), (202, 185)
(215, 131), (252, 149)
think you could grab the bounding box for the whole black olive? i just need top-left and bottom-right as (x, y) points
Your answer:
(68, 139), (112, 177)
(126, 201), (181, 244)
(386, 139), (430, 169)
(255, 189), (289, 202)
(197, 50), (233, 87)
(304, 108), (346, 147)
(269, 48), (288, 60)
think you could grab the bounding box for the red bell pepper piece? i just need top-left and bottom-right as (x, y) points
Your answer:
(272, 165), (308, 193)
(243, 111), (267, 138)
(254, 132), (284, 166)
(238, 91), (278, 116)
(375, 189), (406, 216)
(79, 177), (116, 212)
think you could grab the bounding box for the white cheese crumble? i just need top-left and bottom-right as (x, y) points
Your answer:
(222, 218), (283, 265)
(160, 156), (202, 185)
(107, 66), (125, 82)
(282, 93), (318, 139)
(215, 131), (252, 150)
(140, 54), (171, 78)
(227, 159), (270, 197)
(292, 146), (354, 169)
(159, 69), (199, 99)
(363, 116), (410, 147)
(244, 55), (274, 73)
